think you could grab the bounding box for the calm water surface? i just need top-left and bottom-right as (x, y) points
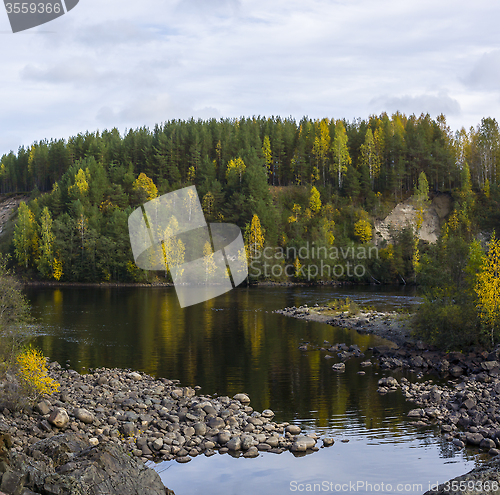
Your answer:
(25, 285), (485, 495)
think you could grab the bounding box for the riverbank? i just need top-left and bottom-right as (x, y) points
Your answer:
(278, 303), (500, 492)
(0, 362), (335, 494)
(274, 304), (414, 347)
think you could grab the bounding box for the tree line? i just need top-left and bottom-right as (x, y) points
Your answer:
(2, 113), (500, 198)
(1, 113), (500, 291)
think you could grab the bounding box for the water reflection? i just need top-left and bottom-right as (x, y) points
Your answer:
(25, 285), (479, 494)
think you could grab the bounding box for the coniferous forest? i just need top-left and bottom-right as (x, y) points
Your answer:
(0, 112), (499, 313)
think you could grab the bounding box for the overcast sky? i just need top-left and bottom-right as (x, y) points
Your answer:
(0, 0), (499, 155)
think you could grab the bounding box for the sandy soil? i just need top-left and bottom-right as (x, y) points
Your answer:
(374, 193), (451, 245)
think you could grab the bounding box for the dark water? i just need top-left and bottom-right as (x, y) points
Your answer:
(25, 285), (484, 495)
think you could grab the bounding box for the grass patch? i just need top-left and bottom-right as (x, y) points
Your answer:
(314, 298), (362, 316)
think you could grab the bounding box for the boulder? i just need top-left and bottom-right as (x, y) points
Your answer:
(73, 408), (94, 425)
(48, 408), (69, 429)
(285, 425), (301, 435)
(291, 436), (316, 452)
(233, 394), (250, 404)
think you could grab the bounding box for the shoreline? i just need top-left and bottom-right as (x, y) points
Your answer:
(20, 279), (400, 289)
(0, 363), (335, 494)
(274, 304), (414, 347)
(278, 303), (500, 493)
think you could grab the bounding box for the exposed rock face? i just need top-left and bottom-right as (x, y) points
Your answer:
(1, 432), (171, 495)
(374, 194), (451, 245)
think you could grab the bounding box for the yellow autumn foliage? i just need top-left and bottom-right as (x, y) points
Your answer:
(475, 232), (500, 345)
(354, 219), (372, 243)
(17, 347), (60, 400)
(133, 173), (158, 201)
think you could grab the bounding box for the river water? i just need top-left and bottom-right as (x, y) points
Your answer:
(25, 285), (485, 495)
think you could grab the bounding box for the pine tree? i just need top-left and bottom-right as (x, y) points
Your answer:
(331, 120), (351, 189)
(13, 202), (37, 269)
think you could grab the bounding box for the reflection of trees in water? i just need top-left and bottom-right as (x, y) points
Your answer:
(29, 286), (437, 443)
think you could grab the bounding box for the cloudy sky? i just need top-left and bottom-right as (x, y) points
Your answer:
(0, 0), (499, 155)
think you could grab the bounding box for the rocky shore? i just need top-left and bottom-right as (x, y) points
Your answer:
(277, 303), (500, 493)
(275, 304), (413, 347)
(0, 363), (334, 495)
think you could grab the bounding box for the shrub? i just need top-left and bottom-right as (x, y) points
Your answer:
(325, 298), (361, 315)
(413, 298), (480, 350)
(16, 346), (60, 401)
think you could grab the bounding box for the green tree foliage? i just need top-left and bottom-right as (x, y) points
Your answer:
(13, 202), (37, 269)
(36, 207), (55, 279)
(1, 112), (500, 292)
(331, 120), (351, 189)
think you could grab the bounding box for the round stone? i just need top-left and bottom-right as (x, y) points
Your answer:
(285, 425), (301, 435)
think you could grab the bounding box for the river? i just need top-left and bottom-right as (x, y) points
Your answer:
(25, 285), (485, 495)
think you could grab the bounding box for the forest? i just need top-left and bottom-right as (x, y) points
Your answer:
(0, 112), (498, 286)
(1, 112), (500, 346)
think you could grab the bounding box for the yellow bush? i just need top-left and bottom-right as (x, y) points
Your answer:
(16, 347), (60, 400)
(354, 219), (372, 243)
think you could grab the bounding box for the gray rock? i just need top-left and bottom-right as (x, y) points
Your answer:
(285, 425), (301, 435)
(121, 423), (136, 437)
(465, 432), (484, 446)
(241, 435), (254, 450)
(407, 409), (424, 418)
(257, 443), (271, 451)
(218, 431), (231, 444)
(291, 435), (316, 452)
(243, 446), (259, 458)
(423, 456), (500, 494)
(480, 438), (497, 450)
(208, 417), (225, 429)
(0, 469), (26, 494)
(452, 438), (465, 448)
(266, 436), (279, 448)
(332, 363), (345, 372)
(73, 408), (94, 425)
(378, 377), (398, 387)
(48, 408), (69, 429)
(233, 394), (250, 404)
(193, 423), (206, 436)
(227, 437), (241, 451)
(152, 438), (163, 451)
(322, 438), (335, 447)
(35, 401), (51, 416)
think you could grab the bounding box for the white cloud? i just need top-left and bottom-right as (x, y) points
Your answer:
(462, 50), (500, 91)
(370, 92), (461, 118)
(0, 0), (500, 153)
